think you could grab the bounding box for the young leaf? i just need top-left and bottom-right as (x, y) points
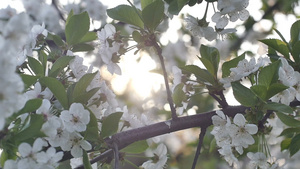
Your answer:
(289, 134), (300, 156)
(260, 39), (290, 58)
(265, 83), (289, 100)
(281, 138), (291, 151)
(83, 150), (93, 169)
(84, 109), (99, 141)
(78, 32), (97, 43)
(65, 11), (90, 45)
(263, 102), (293, 114)
(290, 20), (300, 47)
(221, 53), (245, 77)
(107, 5), (144, 29)
(250, 85), (267, 101)
(142, 0), (165, 31)
(15, 114), (45, 143)
(101, 112), (123, 138)
(258, 60), (280, 88)
(231, 81), (259, 107)
(199, 45), (220, 77)
(20, 74), (39, 89)
(49, 56), (75, 77)
(172, 83), (186, 106)
(279, 128), (300, 137)
(141, 0), (155, 9)
(17, 99), (42, 115)
(39, 77), (68, 109)
(71, 43), (95, 52)
(275, 112), (300, 127)
(48, 33), (65, 47)
(27, 56), (44, 76)
(71, 72), (98, 103)
(120, 140), (149, 154)
(181, 65), (216, 85)
(167, 0), (189, 15)
(73, 87), (100, 105)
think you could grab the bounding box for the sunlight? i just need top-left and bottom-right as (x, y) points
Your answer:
(111, 51), (164, 99)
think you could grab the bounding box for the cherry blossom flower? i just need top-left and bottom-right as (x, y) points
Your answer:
(278, 58), (299, 87)
(227, 113), (258, 155)
(184, 15), (217, 41)
(218, 145), (239, 168)
(247, 152), (269, 169)
(60, 103), (90, 132)
(211, 111), (232, 147)
(141, 144), (168, 169)
(60, 132), (92, 158)
(271, 87), (296, 105)
(36, 147), (63, 169)
(97, 24), (122, 75)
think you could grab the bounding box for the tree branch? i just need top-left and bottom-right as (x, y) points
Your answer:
(150, 35), (178, 120)
(191, 127), (207, 169)
(74, 105), (248, 169)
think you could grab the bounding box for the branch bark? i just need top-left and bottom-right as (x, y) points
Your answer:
(75, 105), (248, 168)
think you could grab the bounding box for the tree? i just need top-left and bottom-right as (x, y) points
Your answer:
(0, 0), (300, 168)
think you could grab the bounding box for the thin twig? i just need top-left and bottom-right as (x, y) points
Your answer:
(151, 36), (178, 120)
(113, 142), (120, 169)
(52, 0), (66, 22)
(191, 127), (207, 169)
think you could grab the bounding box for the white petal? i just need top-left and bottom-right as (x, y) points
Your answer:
(245, 124), (258, 134)
(18, 143), (32, 157)
(233, 113), (246, 126)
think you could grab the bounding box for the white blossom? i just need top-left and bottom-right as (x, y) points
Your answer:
(278, 58), (299, 87)
(247, 152), (269, 169)
(227, 113), (258, 154)
(60, 103), (90, 132)
(271, 87), (296, 105)
(141, 144), (168, 169)
(60, 132), (92, 158)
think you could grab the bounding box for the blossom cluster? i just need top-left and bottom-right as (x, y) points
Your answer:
(211, 111), (258, 167)
(184, 0), (250, 41)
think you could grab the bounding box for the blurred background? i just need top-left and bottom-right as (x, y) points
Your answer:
(1, 0), (300, 168)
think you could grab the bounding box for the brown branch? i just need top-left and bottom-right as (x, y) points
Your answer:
(191, 127), (207, 169)
(150, 35), (178, 120)
(75, 105), (248, 169)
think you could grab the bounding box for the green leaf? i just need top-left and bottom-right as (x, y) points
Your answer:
(279, 128), (300, 137)
(17, 99), (42, 115)
(84, 109), (99, 141)
(101, 112), (123, 138)
(281, 138), (291, 151)
(142, 0), (165, 31)
(168, 0), (189, 15)
(231, 81), (258, 107)
(20, 74), (39, 89)
(15, 114), (45, 143)
(71, 43), (94, 52)
(258, 60), (280, 87)
(73, 87), (100, 105)
(49, 56), (75, 77)
(260, 39), (290, 58)
(78, 31), (97, 43)
(221, 53), (245, 77)
(199, 45), (220, 77)
(290, 20), (300, 47)
(72, 72), (98, 103)
(83, 150), (93, 169)
(132, 30), (143, 43)
(38, 51), (48, 73)
(250, 85), (267, 101)
(107, 5), (144, 29)
(27, 56), (44, 76)
(265, 83), (289, 100)
(48, 33), (65, 47)
(291, 41), (300, 63)
(141, 0), (155, 9)
(263, 102), (293, 114)
(181, 65), (216, 85)
(65, 11), (90, 45)
(66, 10), (74, 25)
(121, 140), (149, 154)
(172, 83), (186, 106)
(39, 77), (68, 109)
(57, 160), (72, 169)
(275, 112), (300, 127)
(290, 134), (300, 156)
